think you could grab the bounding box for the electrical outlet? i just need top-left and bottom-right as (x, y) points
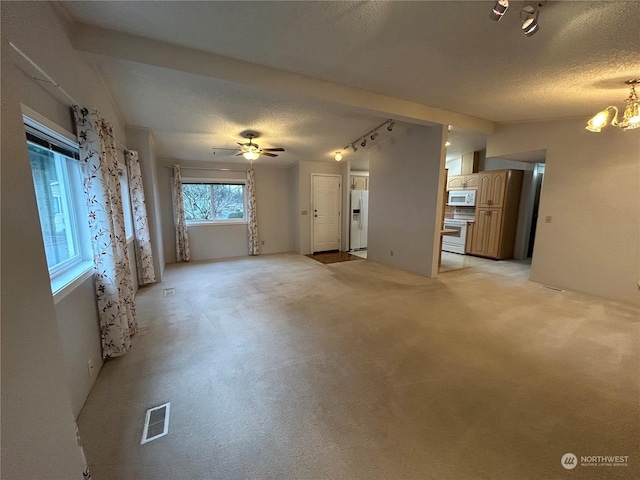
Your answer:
(88, 359), (94, 377)
(545, 215), (552, 223)
(390, 250), (394, 256)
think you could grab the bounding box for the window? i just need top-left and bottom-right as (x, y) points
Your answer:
(25, 116), (90, 283)
(182, 182), (246, 223)
(120, 168), (134, 240)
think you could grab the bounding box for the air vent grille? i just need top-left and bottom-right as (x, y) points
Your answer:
(141, 402), (170, 444)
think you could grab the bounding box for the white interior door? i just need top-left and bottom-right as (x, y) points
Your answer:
(312, 174), (341, 253)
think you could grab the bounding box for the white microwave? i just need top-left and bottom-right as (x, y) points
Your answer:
(448, 190), (476, 207)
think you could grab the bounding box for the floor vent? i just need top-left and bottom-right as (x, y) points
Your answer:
(141, 402), (170, 444)
(163, 288), (175, 297)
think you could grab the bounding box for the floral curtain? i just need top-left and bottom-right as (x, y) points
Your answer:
(72, 106), (138, 359)
(173, 164), (190, 262)
(247, 168), (259, 255)
(125, 150), (156, 285)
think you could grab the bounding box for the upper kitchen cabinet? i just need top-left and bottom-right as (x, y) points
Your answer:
(351, 175), (368, 190)
(478, 170), (513, 208)
(446, 173), (479, 191)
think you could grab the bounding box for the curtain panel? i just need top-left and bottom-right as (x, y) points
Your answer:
(125, 150), (156, 285)
(173, 164), (191, 262)
(72, 106), (138, 359)
(247, 168), (259, 255)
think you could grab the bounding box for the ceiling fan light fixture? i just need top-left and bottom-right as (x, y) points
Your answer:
(334, 151), (343, 162)
(490, 0), (509, 21)
(243, 150), (260, 161)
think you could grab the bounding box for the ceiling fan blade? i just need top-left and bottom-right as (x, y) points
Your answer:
(212, 147), (238, 151)
(262, 147), (285, 152)
(235, 152), (244, 156)
(261, 152), (278, 157)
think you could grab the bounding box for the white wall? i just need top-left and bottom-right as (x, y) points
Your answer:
(1, 2), (130, 477)
(368, 124), (447, 277)
(158, 160), (293, 262)
(487, 118), (640, 305)
(125, 126), (166, 281)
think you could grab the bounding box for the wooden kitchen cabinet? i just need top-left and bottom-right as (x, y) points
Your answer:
(470, 208), (503, 258)
(469, 169), (523, 260)
(477, 170), (507, 208)
(351, 175), (368, 190)
(447, 173), (479, 191)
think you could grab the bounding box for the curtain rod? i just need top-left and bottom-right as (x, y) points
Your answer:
(165, 165), (248, 172)
(10, 41), (128, 153)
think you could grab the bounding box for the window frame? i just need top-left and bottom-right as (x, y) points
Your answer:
(181, 177), (248, 225)
(24, 113), (94, 298)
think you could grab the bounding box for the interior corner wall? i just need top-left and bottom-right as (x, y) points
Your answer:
(368, 124), (446, 277)
(486, 118), (640, 305)
(1, 1), (126, 477)
(297, 160), (346, 255)
(125, 127), (165, 279)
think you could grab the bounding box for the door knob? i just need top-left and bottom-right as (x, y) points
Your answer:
(314, 214), (318, 217)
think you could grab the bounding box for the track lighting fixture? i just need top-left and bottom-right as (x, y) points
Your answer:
(491, 1), (545, 37)
(586, 79), (640, 132)
(341, 119), (395, 156)
(520, 5), (540, 37)
(334, 151), (343, 162)
(489, 0), (509, 21)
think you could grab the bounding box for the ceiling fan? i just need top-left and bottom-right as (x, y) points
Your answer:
(213, 132), (285, 160)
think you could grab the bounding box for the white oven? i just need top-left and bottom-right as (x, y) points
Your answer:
(442, 218), (469, 254)
(448, 190), (476, 207)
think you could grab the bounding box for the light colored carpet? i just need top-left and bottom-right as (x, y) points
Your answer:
(77, 253), (639, 479)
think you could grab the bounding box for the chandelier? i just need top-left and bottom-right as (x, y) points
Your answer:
(586, 80), (640, 132)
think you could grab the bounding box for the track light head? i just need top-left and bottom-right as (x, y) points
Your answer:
(360, 138), (367, 148)
(370, 131), (379, 141)
(490, 0), (509, 21)
(520, 5), (540, 36)
(351, 143), (358, 152)
(387, 120), (394, 132)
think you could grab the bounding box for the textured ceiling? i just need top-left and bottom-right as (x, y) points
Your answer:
(62, 1), (640, 166)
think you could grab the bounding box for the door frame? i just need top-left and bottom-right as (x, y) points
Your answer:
(310, 173), (343, 253)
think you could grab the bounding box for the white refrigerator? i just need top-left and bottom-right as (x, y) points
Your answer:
(350, 190), (369, 250)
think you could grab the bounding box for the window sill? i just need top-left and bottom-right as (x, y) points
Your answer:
(52, 261), (94, 304)
(187, 221), (248, 227)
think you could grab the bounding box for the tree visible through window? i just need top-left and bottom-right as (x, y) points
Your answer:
(182, 183), (245, 222)
(28, 141), (82, 273)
